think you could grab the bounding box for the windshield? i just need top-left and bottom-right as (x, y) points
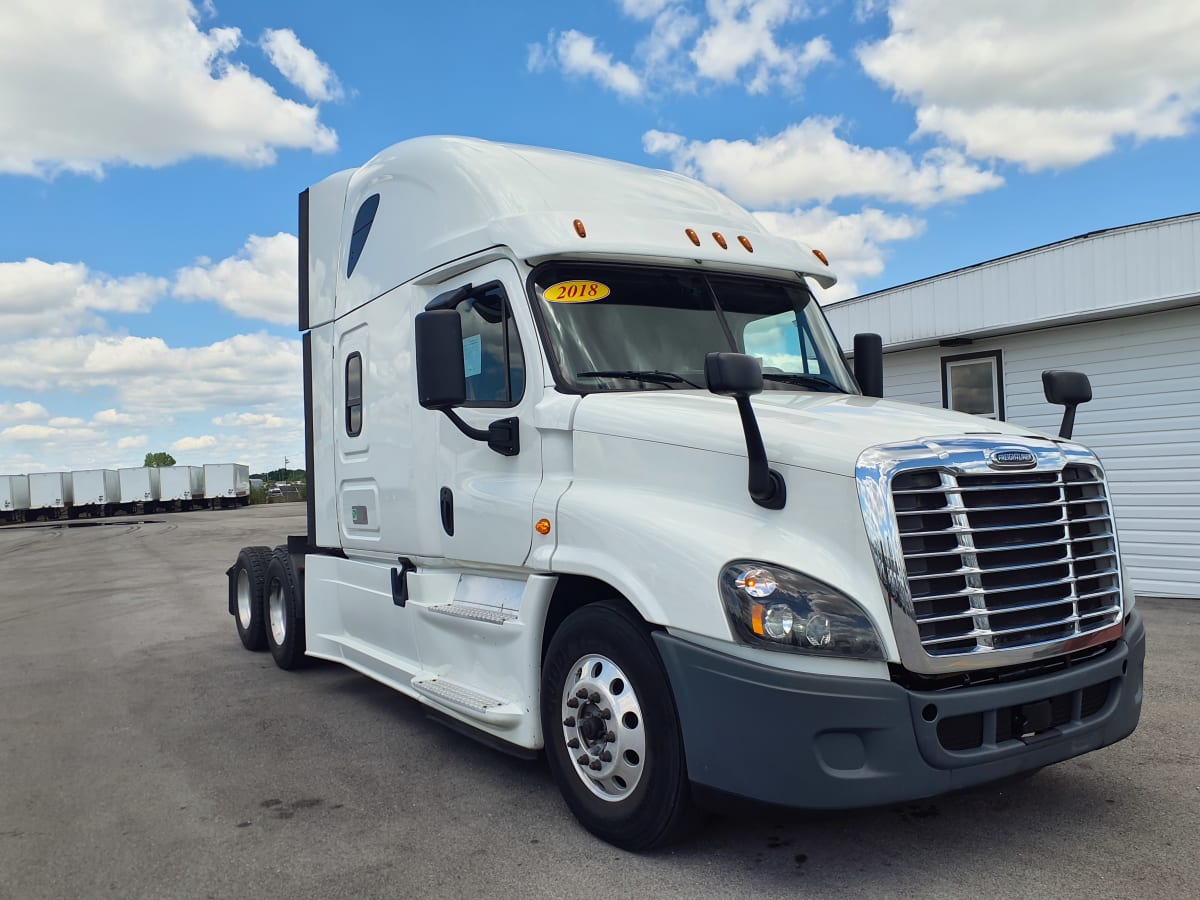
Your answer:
(531, 262), (857, 394)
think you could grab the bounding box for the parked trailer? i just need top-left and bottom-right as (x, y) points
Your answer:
(118, 466), (162, 513)
(28, 472), (73, 520)
(160, 466), (205, 510)
(1, 474), (30, 523)
(204, 463), (250, 508)
(70, 469), (121, 517)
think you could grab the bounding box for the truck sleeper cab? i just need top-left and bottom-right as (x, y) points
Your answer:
(227, 136), (1144, 850)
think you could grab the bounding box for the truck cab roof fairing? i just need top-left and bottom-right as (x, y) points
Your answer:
(329, 136), (837, 318)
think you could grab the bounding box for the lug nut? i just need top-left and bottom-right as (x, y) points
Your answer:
(577, 754), (589, 766)
(589, 760), (602, 771)
(566, 697), (579, 709)
(576, 688), (589, 700)
(563, 716), (575, 727)
(589, 692), (601, 704)
(599, 708), (611, 719)
(605, 731), (616, 742)
(567, 738), (580, 749)
(599, 751), (612, 762)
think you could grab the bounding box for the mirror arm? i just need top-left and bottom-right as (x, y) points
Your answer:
(734, 395), (786, 510)
(1059, 405), (1078, 440)
(442, 410), (520, 457)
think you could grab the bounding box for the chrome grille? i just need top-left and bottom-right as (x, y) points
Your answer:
(892, 463), (1122, 657)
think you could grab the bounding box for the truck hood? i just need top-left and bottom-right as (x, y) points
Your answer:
(571, 391), (1056, 476)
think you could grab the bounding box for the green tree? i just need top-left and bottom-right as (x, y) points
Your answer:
(144, 451), (176, 467)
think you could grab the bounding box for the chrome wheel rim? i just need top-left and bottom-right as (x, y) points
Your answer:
(560, 654), (645, 802)
(236, 569), (252, 629)
(268, 579), (286, 645)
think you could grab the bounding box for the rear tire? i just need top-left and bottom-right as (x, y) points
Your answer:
(264, 549), (306, 670)
(541, 601), (694, 850)
(232, 546), (272, 651)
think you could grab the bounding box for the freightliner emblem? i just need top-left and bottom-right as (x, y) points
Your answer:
(987, 447), (1037, 469)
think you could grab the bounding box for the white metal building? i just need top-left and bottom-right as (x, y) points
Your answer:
(824, 213), (1200, 599)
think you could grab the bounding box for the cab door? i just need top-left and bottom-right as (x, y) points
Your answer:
(425, 259), (543, 567)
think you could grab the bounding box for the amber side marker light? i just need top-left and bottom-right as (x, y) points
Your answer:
(812, 248), (829, 266)
(685, 228), (701, 246)
(535, 518), (552, 535)
(573, 219), (587, 238)
(737, 235), (754, 252)
(712, 232), (728, 249)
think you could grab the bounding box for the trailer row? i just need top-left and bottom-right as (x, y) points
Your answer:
(0, 464), (250, 522)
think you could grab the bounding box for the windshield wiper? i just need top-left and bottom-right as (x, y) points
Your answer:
(760, 372), (845, 393)
(576, 370), (704, 389)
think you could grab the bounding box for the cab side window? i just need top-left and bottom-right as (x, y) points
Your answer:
(456, 284), (525, 407)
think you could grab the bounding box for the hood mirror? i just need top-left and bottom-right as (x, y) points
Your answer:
(1042, 370), (1092, 440)
(705, 352), (785, 510)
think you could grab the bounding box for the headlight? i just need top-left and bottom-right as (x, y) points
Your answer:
(719, 561), (884, 660)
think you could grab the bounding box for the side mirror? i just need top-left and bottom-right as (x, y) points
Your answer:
(414, 309), (519, 456)
(704, 351), (763, 396)
(853, 333), (884, 398)
(415, 310), (467, 410)
(1042, 370), (1092, 440)
(705, 352), (784, 510)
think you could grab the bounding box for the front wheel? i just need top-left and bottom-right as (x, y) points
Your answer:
(541, 601), (694, 850)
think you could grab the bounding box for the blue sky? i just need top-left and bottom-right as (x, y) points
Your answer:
(2, 0), (1198, 474)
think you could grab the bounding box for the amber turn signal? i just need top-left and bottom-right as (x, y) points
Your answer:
(535, 518), (552, 535)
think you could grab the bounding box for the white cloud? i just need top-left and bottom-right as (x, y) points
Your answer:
(531, 1), (829, 96)
(172, 435), (218, 452)
(261, 28), (343, 102)
(691, 0), (832, 94)
(173, 233), (297, 325)
(213, 412), (298, 430)
(0, 0), (337, 177)
(755, 206), (925, 301)
(48, 416), (86, 427)
(93, 408), (145, 426)
(858, 0), (1200, 170)
(0, 258), (166, 338)
(117, 434), (148, 450)
(643, 120), (1003, 207)
(0, 401), (49, 424)
(0, 423), (102, 443)
(530, 30), (644, 98)
(0, 332), (302, 415)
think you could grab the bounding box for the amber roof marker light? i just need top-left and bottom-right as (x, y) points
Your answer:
(685, 228), (701, 246)
(573, 219), (587, 238)
(737, 235), (754, 252)
(812, 248), (829, 266)
(712, 232), (728, 249)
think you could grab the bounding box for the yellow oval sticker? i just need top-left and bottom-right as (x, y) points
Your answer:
(543, 280), (610, 303)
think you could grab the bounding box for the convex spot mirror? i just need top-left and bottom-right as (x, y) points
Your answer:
(705, 352), (763, 396)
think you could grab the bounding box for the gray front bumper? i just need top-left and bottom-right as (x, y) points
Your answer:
(654, 610), (1144, 809)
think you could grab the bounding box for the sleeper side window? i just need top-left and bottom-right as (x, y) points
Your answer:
(346, 352), (363, 435)
(455, 284), (525, 407)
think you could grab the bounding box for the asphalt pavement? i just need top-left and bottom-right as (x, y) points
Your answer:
(1, 505), (1197, 899)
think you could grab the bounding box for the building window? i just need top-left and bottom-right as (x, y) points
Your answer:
(346, 352), (363, 436)
(455, 283), (525, 407)
(941, 349), (1004, 420)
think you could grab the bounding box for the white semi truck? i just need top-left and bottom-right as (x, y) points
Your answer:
(228, 136), (1144, 849)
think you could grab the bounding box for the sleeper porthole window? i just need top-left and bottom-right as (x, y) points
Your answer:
(346, 194), (380, 278)
(346, 352), (363, 436)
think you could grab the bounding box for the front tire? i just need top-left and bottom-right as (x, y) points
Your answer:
(541, 601), (693, 850)
(264, 549), (306, 670)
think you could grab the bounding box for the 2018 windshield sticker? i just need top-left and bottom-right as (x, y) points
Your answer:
(544, 280), (610, 303)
